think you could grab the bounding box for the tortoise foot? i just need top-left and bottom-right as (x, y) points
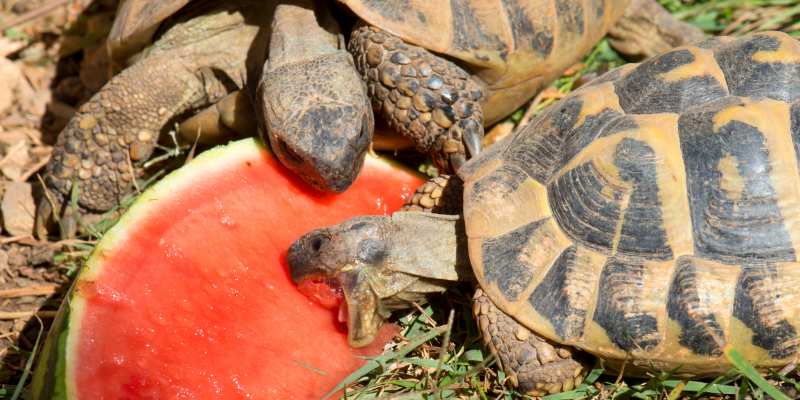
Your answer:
(401, 175), (463, 215)
(609, 0), (705, 60)
(473, 288), (587, 396)
(349, 25), (484, 173)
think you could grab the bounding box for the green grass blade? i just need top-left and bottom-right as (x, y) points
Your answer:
(324, 325), (448, 399)
(12, 317), (44, 400)
(665, 381), (685, 400)
(661, 379), (737, 395)
(724, 346), (790, 400)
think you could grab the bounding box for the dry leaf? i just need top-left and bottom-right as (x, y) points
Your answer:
(1, 181), (35, 237)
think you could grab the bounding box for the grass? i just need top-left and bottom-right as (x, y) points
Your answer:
(28, 0), (800, 398)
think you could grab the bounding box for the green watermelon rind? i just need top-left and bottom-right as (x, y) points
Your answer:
(30, 138), (419, 399)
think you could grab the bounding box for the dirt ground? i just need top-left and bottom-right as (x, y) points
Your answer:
(0, 0), (120, 389)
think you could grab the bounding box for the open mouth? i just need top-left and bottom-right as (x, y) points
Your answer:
(295, 275), (347, 323)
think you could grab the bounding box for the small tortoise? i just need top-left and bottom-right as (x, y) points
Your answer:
(36, 0), (701, 237)
(288, 31), (800, 395)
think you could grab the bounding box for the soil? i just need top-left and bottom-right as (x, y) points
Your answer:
(0, 0), (117, 389)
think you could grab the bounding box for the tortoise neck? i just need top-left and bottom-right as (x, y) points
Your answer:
(268, 1), (341, 68)
(386, 212), (472, 283)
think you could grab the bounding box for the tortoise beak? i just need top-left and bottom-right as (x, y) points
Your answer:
(287, 230), (335, 283)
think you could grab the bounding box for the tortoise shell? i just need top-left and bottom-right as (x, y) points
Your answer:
(342, 0), (630, 124)
(107, 0), (192, 60)
(459, 31), (800, 375)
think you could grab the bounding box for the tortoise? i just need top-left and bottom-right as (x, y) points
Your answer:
(35, 0), (702, 238)
(287, 31), (800, 395)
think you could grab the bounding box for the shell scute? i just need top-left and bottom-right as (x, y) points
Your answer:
(480, 220), (546, 301)
(733, 265), (798, 359)
(678, 97), (798, 264)
(528, 245), (591, 341)
(503, 81), (624, 182)
(667, 256), (726, 357)
(593, 257), (661, 352)
(713, 32), (800, 103)
(613, 47), (729, 114)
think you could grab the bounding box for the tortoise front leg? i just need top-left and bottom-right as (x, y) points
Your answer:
(474, 288), (587, 396)
(36, 3), (269, 239)
(349, 26), (484, 171)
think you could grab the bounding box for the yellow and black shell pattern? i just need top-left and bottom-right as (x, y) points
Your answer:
(459, 31), (800, 375)
(342, 0), (629, 124)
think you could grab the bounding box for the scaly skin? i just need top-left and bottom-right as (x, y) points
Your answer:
(401, 174), (462, 216)
(474, 289), (587, 396)
(349, 25), (485, 172)
(36, 1), (269, 238)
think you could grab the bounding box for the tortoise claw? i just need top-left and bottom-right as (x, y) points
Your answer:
(34, 195), (57, 240)
(35, 189), (80, 240)
(59, 203), (80, 240)
(462, 121), (483, 158)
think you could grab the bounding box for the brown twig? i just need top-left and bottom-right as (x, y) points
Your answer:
(20, 150), (52, 182)
(0, 141), (27, 168)
(0, 0), (71, 31)
(0, 310), (57, 320)
(0, 235), (33, 244)
(0, 285), (59, 298)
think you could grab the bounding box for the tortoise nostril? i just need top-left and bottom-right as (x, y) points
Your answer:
(311, 236), (325, 252)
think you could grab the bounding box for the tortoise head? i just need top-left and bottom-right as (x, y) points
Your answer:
(288, 213), (467, 347)
(260, 51), (374, 193)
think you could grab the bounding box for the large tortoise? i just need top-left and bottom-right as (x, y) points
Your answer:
(36, 0), (701, 237)
(287, 31), (800, 395)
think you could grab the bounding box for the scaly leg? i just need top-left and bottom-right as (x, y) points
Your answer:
(401, 175), (462, 216)
(36, 1), (269, 238)
(474, 288), (588, 396)
(349, 25), (484, 172)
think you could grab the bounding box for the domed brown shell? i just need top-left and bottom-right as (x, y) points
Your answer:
(342, 0), (630, 123)
(459, 31), (800, 375)
(107, 0), (192, 61)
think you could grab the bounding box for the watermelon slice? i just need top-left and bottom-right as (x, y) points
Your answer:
(32, 138), (423, 399)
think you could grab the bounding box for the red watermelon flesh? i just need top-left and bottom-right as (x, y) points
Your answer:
(32, 138), (423, 399)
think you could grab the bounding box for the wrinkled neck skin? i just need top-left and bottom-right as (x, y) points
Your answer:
(268, 0), (341, 67)
(350, 212), (473, 347)
(288, 212), (472, 347)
